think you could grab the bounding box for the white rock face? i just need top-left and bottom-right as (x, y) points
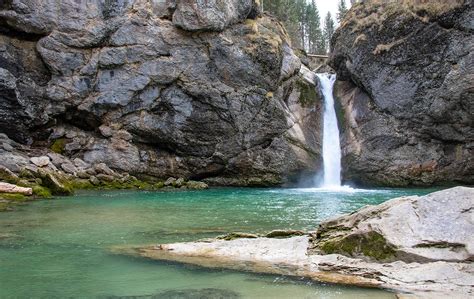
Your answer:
(311, 187), (474, 263)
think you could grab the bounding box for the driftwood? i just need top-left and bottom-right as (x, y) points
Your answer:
(0, 182), (33, 196)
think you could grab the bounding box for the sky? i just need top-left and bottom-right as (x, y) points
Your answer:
(313, 0), (350, 25)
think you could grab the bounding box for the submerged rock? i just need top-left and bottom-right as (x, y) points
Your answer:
(125, 187), (474, 297)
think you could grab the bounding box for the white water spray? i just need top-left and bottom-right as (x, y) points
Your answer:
(317, 73), (342, 188)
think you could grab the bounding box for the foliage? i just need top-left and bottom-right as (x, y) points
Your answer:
(337, 0), (349, 22)
(262, 0), (326, 54)
(323, 12), (336, 52)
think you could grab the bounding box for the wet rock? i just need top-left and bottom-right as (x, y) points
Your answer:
(0, 182), (32, 195)
(217, 232), (259, 241)
(265, 230), (305, 238)
(186, 181), (209, 190)
(30, 156), (50, 167)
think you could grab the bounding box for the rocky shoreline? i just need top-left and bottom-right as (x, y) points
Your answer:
(118, 187), (474, 298)
(0, 132), (208, 212)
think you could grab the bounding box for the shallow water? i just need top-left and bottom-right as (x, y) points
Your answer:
(0, 187), (437, 298)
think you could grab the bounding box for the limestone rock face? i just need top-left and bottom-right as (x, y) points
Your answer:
(309, 187), (474, 263)
(173, 0), (260, 31)
(0, 0), (322, 186)
(330, 1), (474, 186)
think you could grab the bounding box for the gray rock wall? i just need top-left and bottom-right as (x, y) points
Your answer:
(0, 0), (323, 186)
(330, 1), (474, 186)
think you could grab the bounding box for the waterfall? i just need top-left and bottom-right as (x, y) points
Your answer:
(317, 73), (342, 188)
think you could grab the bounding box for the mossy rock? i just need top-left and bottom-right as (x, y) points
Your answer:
(38, 170), (74, 196)
(0, 202), (12, 212)
(217, 232), (259, 241)
(50, 138), (67, 154)
(0, 166), (19, 184)
(32, 186), (52, 198)
(319, 231), (396, 261)
(0, 193), (28, 202)
(70, 179), (95, 190)
(296, 79), (319, 107)
(186, 181), (208, 190)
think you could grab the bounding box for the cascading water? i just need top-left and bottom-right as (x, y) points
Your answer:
(317, 73), (342, 188)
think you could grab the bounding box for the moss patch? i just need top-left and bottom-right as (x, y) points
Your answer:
(32, 186), (52, 198)
(320, 231), (396, 261)
(50, 138), (67, 154)
(297, 79), (319, 107)
(0, 193), (28, 202)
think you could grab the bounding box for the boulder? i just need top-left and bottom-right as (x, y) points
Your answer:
(38, 169), (73, 195)
(94, 163), (115, 176)
(30, 156), (50, 167)
(186, 181), (209, 190)
(0, 166), (19, 183)
(60, 163), (77, 174)
(309, 187), (474, 263)
(164, 177), (177, 187)
(0, 182), (32, 195)
(73, 158), (89, 169)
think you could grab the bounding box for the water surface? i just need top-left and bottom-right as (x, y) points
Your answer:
(0, 187), (436, 298)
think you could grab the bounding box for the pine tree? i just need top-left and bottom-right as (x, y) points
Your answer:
(306, 1), (324, 54)
(323, 12), (335, 53)
(337, 0), (349, 23)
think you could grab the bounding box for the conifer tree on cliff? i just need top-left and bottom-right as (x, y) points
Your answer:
(306, 1), (324, 54)
(323, 12), (335, 52)
(337, 0), (349, 23)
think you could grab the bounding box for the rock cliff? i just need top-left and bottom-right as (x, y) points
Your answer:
(0, 0), (322, 186)
(330, 0), (474, 186)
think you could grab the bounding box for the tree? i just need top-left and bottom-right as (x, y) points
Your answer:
(337, 0), (349, 23)
(323, 12), (335, 52)
(261, 0), (326, 53)
(306, 1), (324, 54)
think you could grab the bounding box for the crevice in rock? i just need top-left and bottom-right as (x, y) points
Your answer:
(0, 21), (46, 42)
